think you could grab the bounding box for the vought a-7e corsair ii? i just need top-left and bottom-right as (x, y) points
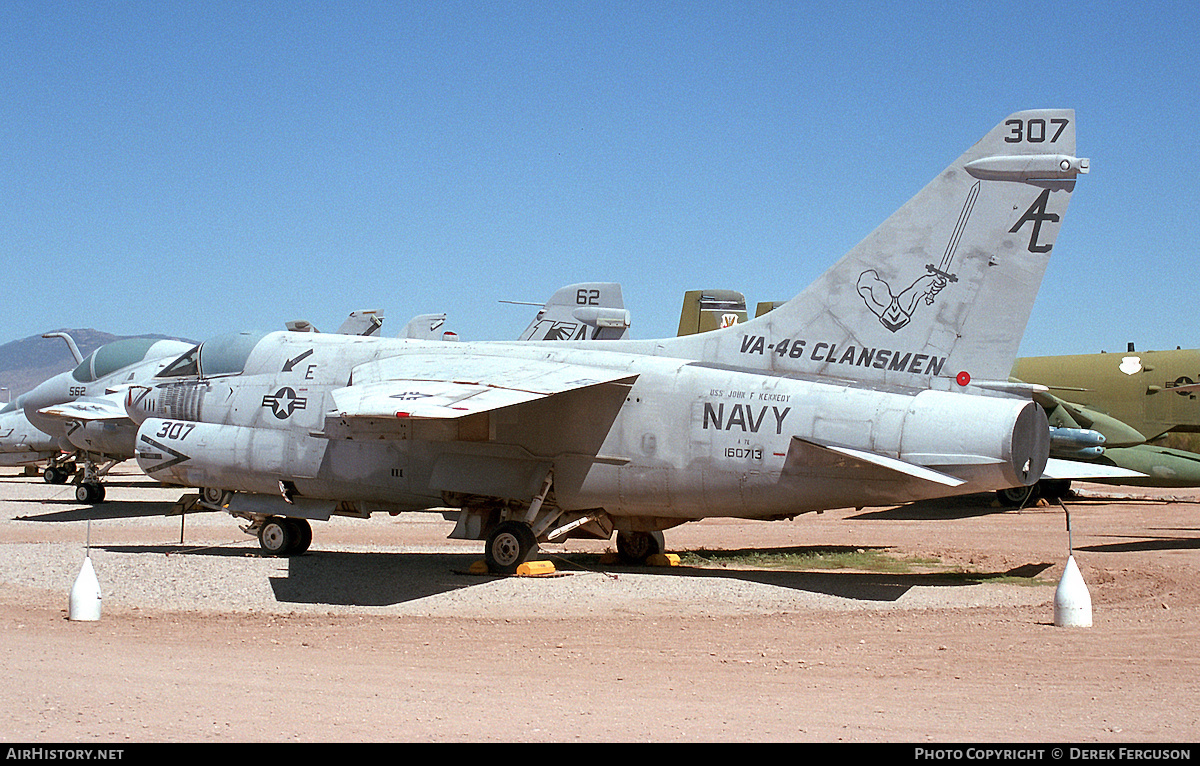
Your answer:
(126, 110), (1089, 573)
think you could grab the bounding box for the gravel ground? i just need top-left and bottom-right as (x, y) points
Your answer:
(1, 466), (1198, 742)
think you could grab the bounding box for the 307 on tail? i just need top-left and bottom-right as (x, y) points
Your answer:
(126, 110), (1088, 573)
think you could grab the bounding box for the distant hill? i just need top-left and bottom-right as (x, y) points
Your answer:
(0, 329), (196, 402)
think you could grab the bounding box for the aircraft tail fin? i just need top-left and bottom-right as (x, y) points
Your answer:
(286, 310), (385, 336)
(402, 313), (457, 341)
(676, 290), (748, 336)
(336, 310), (385, 336)
(519, 283), (631, 341)
(662, 110), (1088, 388)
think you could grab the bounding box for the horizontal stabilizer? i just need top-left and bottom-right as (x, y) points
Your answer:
(1041, 458), (1146, 480)
(789, 437), (966, 487)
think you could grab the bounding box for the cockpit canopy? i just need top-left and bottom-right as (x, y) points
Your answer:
(157, 332), (267, 379)
(71, 338), (194, 383)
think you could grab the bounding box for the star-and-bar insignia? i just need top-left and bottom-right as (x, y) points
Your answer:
(262, 387), (308, 419)
(390, 391), (433, 401)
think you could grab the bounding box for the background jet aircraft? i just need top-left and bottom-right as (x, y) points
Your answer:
(401, 313), (456, 341)
(675, 290), (748, 336)
(285, 309), (386, 336)
(0, 398), (60, 468)
(400, 282), (632, 343)
(516, 282), (631, 341)
(19, 336), (197, 500)
(124, 109), (1087, 573)
(1011, 345), (1200, 496)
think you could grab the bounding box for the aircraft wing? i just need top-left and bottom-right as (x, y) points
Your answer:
(37, 396), (130, 423)
(327, 353), (637, 428)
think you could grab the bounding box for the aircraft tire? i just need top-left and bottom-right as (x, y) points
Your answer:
(258, 517), (296, 556)
(200, 486), (230, 506)
(485, 521), (538, 575)
(996, 484), (1040, 508)
(615, 530), (665, 565)
(44, 466), (71, 485)
(286, 517), (312, 555)
(75, 482), (105, 504)
(1038, 479), (1072, 501)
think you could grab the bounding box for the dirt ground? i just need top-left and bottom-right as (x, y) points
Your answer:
(0, 467), (1197, 743)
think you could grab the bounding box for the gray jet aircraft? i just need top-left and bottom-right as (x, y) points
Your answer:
(20, 336), (197, 500)
(124, 109), (1089, 573)
(13, 312), (390, 501)
(0, 399), (60, 468)
(515, 283), (630, 341)
(285, 309), (386, 336)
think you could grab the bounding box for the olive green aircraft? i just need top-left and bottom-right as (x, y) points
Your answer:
(675, 290), (749, 336)
(1012, 345), (1200, 496)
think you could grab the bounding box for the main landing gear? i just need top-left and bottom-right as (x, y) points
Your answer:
(480, 521), (668, 574)
(996, 479), (1072, 508)
(45, 453), (117, 505)
(615, 530), (665, 565)
(43, 462), (75, 485)
(255, 516), (312, 556)
(484, 520), (539, 575)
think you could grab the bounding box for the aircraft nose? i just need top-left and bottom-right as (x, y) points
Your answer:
(19, 376), (67, 432)
(124, 386), (153, 424)
(20, 378), (58, 414)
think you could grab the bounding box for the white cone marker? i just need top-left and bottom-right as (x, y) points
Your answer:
(69, 520), (101, 622)
(1054, 506), (1091, 627)
(1054, 554), (1091, 627)
(69, 555), (102, 621)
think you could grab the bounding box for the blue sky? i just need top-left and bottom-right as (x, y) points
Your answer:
(3, 1), (1197, 358)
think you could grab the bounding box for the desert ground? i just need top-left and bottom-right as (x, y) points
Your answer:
(0, 466), (1196, 743)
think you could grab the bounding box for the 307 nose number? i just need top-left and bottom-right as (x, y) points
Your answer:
(155, 421), (195, 440)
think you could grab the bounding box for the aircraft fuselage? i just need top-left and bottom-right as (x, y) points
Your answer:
(131, 332), (1043, 523)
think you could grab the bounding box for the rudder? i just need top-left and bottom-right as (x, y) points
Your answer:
(660, 110), (1088, 389)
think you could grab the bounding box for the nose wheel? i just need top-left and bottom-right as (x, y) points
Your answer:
(74, 483), (106, 504)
